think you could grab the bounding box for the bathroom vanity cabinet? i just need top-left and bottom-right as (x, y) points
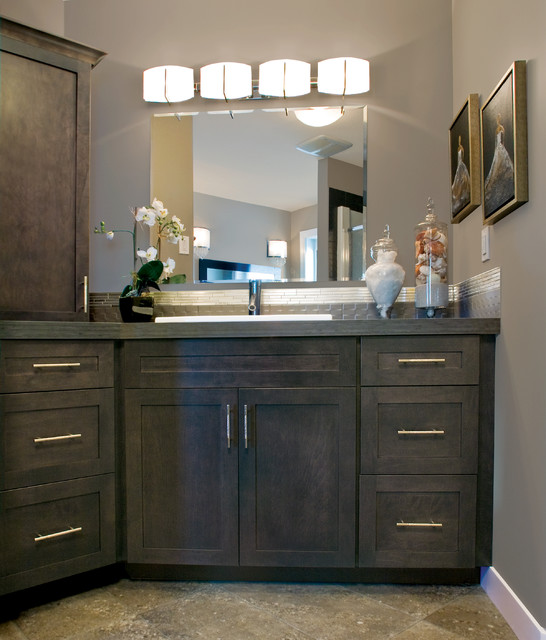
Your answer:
(0, 340), (116, 596)
(0, 318), (498, 593)
(123, 338), (356, 569)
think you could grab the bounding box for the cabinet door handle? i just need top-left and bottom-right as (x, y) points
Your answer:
(396, 521), (443, 528)
(397, 358), (446, 364)
(397, 429), (445, 436)
(243, 404), (249, 449)
(84, 275), (89, 313)
(33, 362), (81, 369)
(34, 433), (82, 443)
(226, 404), (231, 449)
(34, 526), (83, 542)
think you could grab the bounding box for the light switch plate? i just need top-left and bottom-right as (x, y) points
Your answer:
(481, 226), (490, 262)
(178, 236), (190, 255)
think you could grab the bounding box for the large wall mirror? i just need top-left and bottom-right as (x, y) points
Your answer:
(151, 105), (367, 284)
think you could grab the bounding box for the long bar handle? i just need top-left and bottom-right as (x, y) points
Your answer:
(397, 429), (445, 436)
(34, 526), (83, 542)
(243, 404), (249, 449)
(33, 362), (81, 369)
(34, 434), (82, 444)
(226, 404), (231, 449)
(396, 521), (443, 528)
(397, 358), (446, 364)
(84, 275), (89, 314)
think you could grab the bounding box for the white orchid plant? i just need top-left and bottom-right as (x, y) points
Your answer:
(95, 198), (187, 297)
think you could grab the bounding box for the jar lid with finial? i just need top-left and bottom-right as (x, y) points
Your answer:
(370, 224), (398, 263)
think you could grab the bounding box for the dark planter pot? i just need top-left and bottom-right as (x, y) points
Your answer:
(119, 296), (154, 322)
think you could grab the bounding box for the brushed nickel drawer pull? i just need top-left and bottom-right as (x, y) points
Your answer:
(84, 275), (89, 313)
(226, 404), (231, 449)
(33, 362), (81, 369)
(396, 520), (443, 528)
(34, 526), (83, 542)
(397, 358), (446, 364)
(34, 433), (82, 444)
(397, 429), (445, 436)
(243, 404), (249, 449)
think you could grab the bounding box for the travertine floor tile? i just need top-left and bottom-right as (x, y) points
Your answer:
(0, 621), (28, 640)
(393, 620), (465, 639)
(424, 590), (518, 639)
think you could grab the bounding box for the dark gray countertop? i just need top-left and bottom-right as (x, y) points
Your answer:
(0, 318), (500, 340)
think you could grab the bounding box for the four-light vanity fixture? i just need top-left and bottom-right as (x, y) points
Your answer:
(143, 57), (370, 106)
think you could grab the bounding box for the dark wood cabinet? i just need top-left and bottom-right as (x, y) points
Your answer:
(0, 18), (105, 321)
(124, 338), (357, 571)
(0, 340), (116, 596)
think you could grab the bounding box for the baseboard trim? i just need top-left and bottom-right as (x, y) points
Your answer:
(481, 567), (546, 640)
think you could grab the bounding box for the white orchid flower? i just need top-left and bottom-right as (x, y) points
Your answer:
(106, 231), (114, 240)
(162, 257), (176, 277)
(137, 246), (158, 261)
(135, 206), (157, 227)
(151, 198), (164, 210)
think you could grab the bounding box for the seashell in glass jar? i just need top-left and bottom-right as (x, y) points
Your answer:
(365, 225), (405, 318)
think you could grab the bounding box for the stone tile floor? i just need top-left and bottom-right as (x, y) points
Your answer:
(0, 580), (518, 640)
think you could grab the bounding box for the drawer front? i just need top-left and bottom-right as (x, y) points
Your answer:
(361, 386), (479, 474)
(0, 475), (116, 593)
(0, 341), (114, 392)
(359, 475), (476, 568)
(124, 338), (356, 388)
(361, 336), (479, 386)
(0, 389), (115, 489)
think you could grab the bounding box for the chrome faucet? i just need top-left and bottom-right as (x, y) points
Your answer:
(248, 280), (261, 315)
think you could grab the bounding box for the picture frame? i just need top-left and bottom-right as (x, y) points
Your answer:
(449, 93), (481, 223)
(481, 60), (528, 225)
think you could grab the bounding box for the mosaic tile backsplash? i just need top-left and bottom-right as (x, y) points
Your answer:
(90, 267), (500, 322)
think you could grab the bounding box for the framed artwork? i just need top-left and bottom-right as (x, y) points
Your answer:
(449, 93), (481, 223)
(481, 60), (528, 225)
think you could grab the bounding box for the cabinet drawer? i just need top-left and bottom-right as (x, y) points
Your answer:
(0, 475), (116, 594)
(0, 341), (114, 392)
(0, 389), (115, 489)
(361, 336), (479, 386)
(124, 338), (356, 388)
(361, 386), (478, 474)
(359, 475), (476, 568)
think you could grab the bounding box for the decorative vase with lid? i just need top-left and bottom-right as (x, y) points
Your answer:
(365, 225), (405, 318)
(414, 198), (448, 317)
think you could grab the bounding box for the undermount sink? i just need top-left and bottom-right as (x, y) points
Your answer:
(155, 314), (333, 323)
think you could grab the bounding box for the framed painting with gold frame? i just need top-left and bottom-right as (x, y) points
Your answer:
(481, 60), (528, 225)
(449, 93), (481, 224)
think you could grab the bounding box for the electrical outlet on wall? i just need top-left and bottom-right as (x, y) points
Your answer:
(481, 226), (491, 262)
(178, 236), (190, 255)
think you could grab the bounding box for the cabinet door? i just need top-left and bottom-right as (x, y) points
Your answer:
(239, 388), (356, 567)
(125, 389), (238, 565)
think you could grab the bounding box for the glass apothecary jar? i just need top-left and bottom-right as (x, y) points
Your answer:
(365, 225), (405, 318)
(414, 198), (448, 317)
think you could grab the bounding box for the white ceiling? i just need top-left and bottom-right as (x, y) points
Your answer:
(187, 106), (365, 212)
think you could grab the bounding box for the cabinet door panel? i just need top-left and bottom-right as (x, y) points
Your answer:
(125, 389), (238, 565)
(239, 388), (356, 567)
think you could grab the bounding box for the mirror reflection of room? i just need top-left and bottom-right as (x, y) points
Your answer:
(150, 106), (366, 283)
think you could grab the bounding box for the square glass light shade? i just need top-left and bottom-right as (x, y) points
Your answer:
(194, 227), (211, 249)
(267, 240), (288, 259)
(143, 65), (195, 102)
(200, 62), (252, 100)
(317, 57), (370, 95)
(258, 59), (311, 97)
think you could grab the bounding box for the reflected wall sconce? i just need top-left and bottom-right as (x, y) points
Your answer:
(193, 227), (210, 259)
(267, 239), (288, 267)
(143, 57), (369, 104)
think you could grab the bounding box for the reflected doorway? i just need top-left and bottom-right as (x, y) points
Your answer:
(300, 228), (318, 281)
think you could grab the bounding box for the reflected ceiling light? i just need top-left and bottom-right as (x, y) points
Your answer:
(200, 62), (252, 100)
(317, 57), (370, 95)
(294, 107), (344, 127)
(267, 239), (287, 259)
(143, 65), (195, 103)
(258, 59), (311, 97)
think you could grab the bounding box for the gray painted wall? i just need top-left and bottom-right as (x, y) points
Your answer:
(452, 0), (546, 627)
(0, 0), (63, 34)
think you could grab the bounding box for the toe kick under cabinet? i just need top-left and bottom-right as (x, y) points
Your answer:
(0, 341), (116, 595)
